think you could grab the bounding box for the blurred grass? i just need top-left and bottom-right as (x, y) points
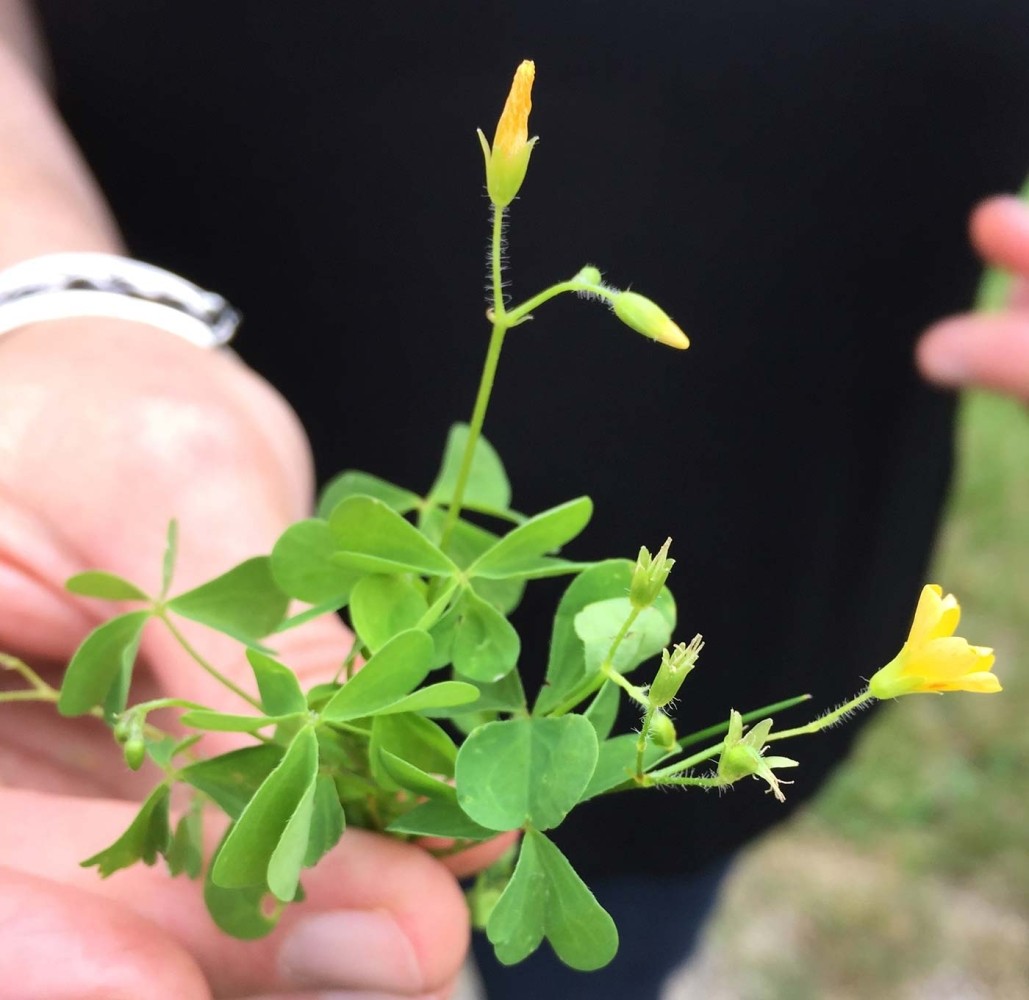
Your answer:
(669, 393), (1029, 999)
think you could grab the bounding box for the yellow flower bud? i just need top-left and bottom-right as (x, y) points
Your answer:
(477, 60), (538, 209)
(868, 584), (1000, 699)
(611, 291), (689, 350)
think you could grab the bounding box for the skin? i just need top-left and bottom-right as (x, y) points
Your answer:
(917, 196), (1029, 400)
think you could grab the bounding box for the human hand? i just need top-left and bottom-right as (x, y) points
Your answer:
(918, 195), (1029, 400)
(0, 321), (491, 999)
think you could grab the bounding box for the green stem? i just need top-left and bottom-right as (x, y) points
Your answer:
(651, 774), (722, 790)
(156, 611), (261, 710)
(644, 740), (727, 783)
(764, 690), (874, 744)
(440, 205), (510, 551)
(506, 279), (618, 327)
(636, 704), (657, 778)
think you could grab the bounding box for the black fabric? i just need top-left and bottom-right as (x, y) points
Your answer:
(35, 1), (1029, 876)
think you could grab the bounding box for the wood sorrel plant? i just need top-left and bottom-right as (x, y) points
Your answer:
(1, 60), (1002, 972)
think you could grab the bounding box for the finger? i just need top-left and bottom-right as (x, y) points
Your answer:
(2, 787), (471, 998)
(970, 195), (1029, 275)
(916, 312), (1029, 398)
(0, 867), (210, 1000)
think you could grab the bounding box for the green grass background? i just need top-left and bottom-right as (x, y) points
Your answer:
(674, 393), (1029, 998)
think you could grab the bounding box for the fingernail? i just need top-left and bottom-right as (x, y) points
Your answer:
(280, 910), (423, 993)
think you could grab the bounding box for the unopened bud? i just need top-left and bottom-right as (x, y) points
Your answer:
(477, 60), (538, 209)
(650, 711), (678, 750)
(611, 291), (689, 349)
(630, 537), (674, 610)
(649, 635), (703, 708)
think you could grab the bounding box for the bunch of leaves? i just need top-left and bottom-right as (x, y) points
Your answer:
(56, 427), (807, 970)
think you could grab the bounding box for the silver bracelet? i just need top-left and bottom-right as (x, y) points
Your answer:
(0, 252), (241, 348)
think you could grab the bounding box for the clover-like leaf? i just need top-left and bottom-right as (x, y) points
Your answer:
(451, 587), (520, 683)
(180, 744), (285, 820)
(271, 518), (363, 605)
(168, 557), (288, 642)
(427, 424), (512, 514)
(211, 727), (318, 890)
(318, 470), (420, 519)
(329, 497), (457, 577)
(455, 716), (598, 831)
(65, 571), (149, 602)
(349, 574), (430, 653)
(81, 784), (171, 877)
(467, 497), (593, 580)
(486, 829), (618, 970)
(320, 629), (435, 723)
(58, 610), (151, 717)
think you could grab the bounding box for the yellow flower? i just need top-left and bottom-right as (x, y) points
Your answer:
(477, 60), (538, 209)
(867, 584), (1000, 699)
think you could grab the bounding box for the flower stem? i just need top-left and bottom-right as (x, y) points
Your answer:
(764, 690), (875, 744)
(440, 205), (510, 550)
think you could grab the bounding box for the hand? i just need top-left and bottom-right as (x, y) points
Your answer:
(0, 320), (490, 999)
(918, 195), (1029, 400)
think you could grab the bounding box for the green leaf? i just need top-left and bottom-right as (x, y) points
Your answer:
(582, 734), (668, 800)
(487, 829), (618, 970)
(65, 571), (149, 602)
(377, 680), (479, 716)
(574, 598), (673, 675)
(427, 424), (512, 512)
(81, 784), (171, 877)
(329, 497), (457, 577)
(246, 649), (307, 716)
(318, 470), (420, 519)
(267, 771), (317, 901)
(168, 557), (288, 641)
(320, 629), (434, 723)
(534, 560), (664, 715)
(180, 744), (285, 820)
(58, 611), (150, 717)
(379, 750), (454, 799)
(304, 773), (345, 868)
(179, 710), (297, 733)
(386, 798), (496, 841)
(271, 519), (362, 604)
(451, 587), (520, 683)
(468, 497), (593, 580)
(161, 520), (178, 599)
(370, 713), (457, 790)
(419, 509), (525, 613)
(349, 575), (430, 653)
(205, 834), (283, 939)
(212, 727), (319, 890)
(584, 681), (621, 740)
(455, 716), (598, 832)
(166, 801), (204, 878)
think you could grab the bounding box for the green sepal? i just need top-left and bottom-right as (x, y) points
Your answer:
(58, 610), (150, 717)
(81, 783), (171, 877)
(486, 829), (618, 970)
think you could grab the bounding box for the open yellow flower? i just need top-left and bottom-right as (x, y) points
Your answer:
(868, 584), (1000, 699)
(477, 60), (538, 209)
